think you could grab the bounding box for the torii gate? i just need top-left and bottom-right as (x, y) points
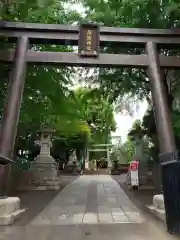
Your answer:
(86, 143), (113, 169)
(0, 21), (180, 234)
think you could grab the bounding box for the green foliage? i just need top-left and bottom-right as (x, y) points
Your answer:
(120, 137), (136, 163)
(81, 0), (180, 106)
(80, 0), (180, 159)
(74, 87), (116, 144)
(0, 1), (116, 157)
(0, 0), (81, 145)
(122, 118), (153, 163)
(2, 0), (180, 159)
(110, 144), (128, 164)
(0, 0), (82, 23)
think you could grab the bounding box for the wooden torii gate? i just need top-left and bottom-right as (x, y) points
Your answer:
(0, 21), (180, 234)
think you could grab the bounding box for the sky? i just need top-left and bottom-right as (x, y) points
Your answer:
(66, 2), (148, 144)
(111, 100), (148, 144)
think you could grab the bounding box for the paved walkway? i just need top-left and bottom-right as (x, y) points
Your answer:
(29, 175), (143, 225)
(0, 175), (177, 240)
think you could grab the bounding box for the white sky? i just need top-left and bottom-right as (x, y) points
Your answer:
(111, 100), (148, 143)
(67, 3), (148, 144)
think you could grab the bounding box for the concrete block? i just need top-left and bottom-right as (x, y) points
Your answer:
(98, 213), (113, 223)
(35, 186), (47, 190)
(0, 209), (26, 225)
(153, 194), (165, 210)
(0, 197), (20, 215)
(98, 206), (111, 214)
(45, 181), (58, 186)
(46, 185), (60, 190)
(146, 194), (166, 223)
(23, 159), (60, 190)
(83, 213), (98, 224)
(125, 212), (144, 223)
(0, 198), (26, 226)
(113, 214), (129, 223)
(111, 208), (124, 215)
(73, 213), (83, 224)
(34, 185), (60, 190)
(147, 205), (166, 222)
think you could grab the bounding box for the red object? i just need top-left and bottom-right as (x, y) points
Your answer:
(130, 160), (139, 171)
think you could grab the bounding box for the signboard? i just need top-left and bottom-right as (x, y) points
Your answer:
(79, 23), (99, 57)
(129, 160), (139, 187)
(130, 162), (138, 171)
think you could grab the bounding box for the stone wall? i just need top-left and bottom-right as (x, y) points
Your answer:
(9, 169), (34, 193)
(9, 163), (60, 191)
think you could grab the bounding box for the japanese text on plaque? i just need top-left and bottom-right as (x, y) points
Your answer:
(86, 30), (92, 51)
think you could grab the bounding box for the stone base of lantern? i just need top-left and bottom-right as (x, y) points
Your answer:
(25, 155), (60, 190)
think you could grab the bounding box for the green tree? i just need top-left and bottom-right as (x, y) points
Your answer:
(120, 137), (136, 163)
(74, 87), (116, 145)
(3, 0), (180, 162)
(111, 143), (128, 165)
(80, 0), (180, 107)
(80, 0), (180, 158)
(0, 0), (84, 156)
(48, 87), (116, 162)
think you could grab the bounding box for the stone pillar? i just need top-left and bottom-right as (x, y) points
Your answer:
(135, 137), (147, 185)
(30, 129), (60, 190)
(107, 146), (112, 174)
(0, 36), (29, 224)
(0, 36), (29, 196)
(85, 149), (89, 169)
(147, 42), (180, 235)
(146, 42), (176, 153)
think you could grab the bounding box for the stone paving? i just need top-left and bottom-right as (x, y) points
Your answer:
(0, 175), (177, 240)
(29, 175), (144, 225)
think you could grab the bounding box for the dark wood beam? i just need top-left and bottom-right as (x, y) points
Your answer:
(1, 50), (180, 68)
(1, 20), (180, 36)
(1, 21), (180, 47)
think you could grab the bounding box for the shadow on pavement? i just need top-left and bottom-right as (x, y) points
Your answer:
(11, 175), (79, 226)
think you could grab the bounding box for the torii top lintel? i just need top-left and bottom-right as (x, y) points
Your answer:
(1, 20), (180, 48)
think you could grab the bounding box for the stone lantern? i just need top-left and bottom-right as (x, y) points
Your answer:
(128, 126), (148, 185)
(35, 128), (54, 163)
(30, 128), (60, 190)
(129, 127), (144, 160)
